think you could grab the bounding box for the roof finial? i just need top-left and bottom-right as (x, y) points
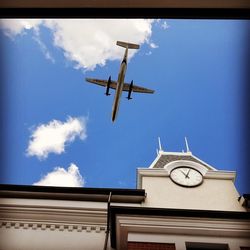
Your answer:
(158, 137), (163, 153)
(185, 136), (191, 153)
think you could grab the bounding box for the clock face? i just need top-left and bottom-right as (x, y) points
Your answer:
(170, 167), (203, 187)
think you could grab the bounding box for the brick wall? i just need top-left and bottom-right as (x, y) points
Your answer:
(127, 242), (176, 250)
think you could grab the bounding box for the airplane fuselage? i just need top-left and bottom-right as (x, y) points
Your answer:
(111, 47), (128, 122)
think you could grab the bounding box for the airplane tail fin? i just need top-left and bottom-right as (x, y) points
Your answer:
(116, 41), (140, 49)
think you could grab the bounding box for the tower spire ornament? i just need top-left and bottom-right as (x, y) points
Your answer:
(157, 137), (164, 154)
(185, 136), (191, 153)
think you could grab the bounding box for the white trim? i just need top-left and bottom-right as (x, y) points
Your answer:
(163, 160), (209, 175)
(148, 152), (163, 168)
(157, 151), (193, 156)
(204, 170), (236, 181)
(190, 154), (217, 170)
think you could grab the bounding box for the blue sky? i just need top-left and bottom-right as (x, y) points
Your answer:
(0, 19), (249, 194)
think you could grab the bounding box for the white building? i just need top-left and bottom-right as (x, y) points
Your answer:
(0, 148), (249, 250)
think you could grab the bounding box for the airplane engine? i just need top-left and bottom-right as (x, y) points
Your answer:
(127, 80), (133, 100)
(105, 76), (111, 96)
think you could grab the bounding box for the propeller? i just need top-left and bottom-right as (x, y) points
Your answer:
(127, 80), (133, 100)
(105, 76), (111, 96)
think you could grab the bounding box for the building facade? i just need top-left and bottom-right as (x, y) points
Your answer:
(0, 149), (249, 250)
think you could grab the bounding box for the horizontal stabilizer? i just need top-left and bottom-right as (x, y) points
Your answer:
(116, 41), (140, 49)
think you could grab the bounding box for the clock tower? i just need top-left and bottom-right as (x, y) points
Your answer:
(137, 144), (245, 212)
(110, 143), (249, 250)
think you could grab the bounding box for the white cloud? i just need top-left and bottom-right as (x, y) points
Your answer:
(0, 19), (154, 70)
(33, 33), (55, 63)
(27, 116), (87, 160)
(149, 42), (158, 49)
(0, 19), (42, 38)
(0, 19), (55, 62)
(33, 163), (84, 187)
(161, 21), (170, 30)
(146, 51), (152, 56)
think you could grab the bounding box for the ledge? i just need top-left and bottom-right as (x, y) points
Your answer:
(0, 184), (146, 203)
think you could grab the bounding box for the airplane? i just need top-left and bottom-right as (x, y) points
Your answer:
(85, 41), (155, 122)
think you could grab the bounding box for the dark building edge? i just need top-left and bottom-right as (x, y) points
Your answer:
(0, 184), (146, 202)
(0, 8), (249, 19)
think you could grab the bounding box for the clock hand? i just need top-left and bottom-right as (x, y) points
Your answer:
(180, 170), (187, 177)
(186, 168), (191, 178)
(180, 170), (189, 178)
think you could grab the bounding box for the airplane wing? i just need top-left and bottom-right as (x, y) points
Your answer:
(86, 78), (154, 94)
(123, 82), (154, 94)
(85, 78), (117, 90)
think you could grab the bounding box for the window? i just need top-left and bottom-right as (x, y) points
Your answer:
(186, 242), (229, 250)
(127, 242), (176, 250)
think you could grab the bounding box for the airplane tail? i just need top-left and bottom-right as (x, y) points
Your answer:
(116, 41), (140, 49)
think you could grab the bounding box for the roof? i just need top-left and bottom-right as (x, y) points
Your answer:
(0, 184), (146, 203)
(149, 151), (216, 170)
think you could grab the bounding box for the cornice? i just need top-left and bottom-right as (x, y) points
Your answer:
(115, 215), (250, 249)
(0, 203), (107, 225)
(204, 170), (236, 180)
(0, 202), (108, 234)
(0, 220), (106, 233)
(116, 215), (250, 236)
(110, 206), (250, 248)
